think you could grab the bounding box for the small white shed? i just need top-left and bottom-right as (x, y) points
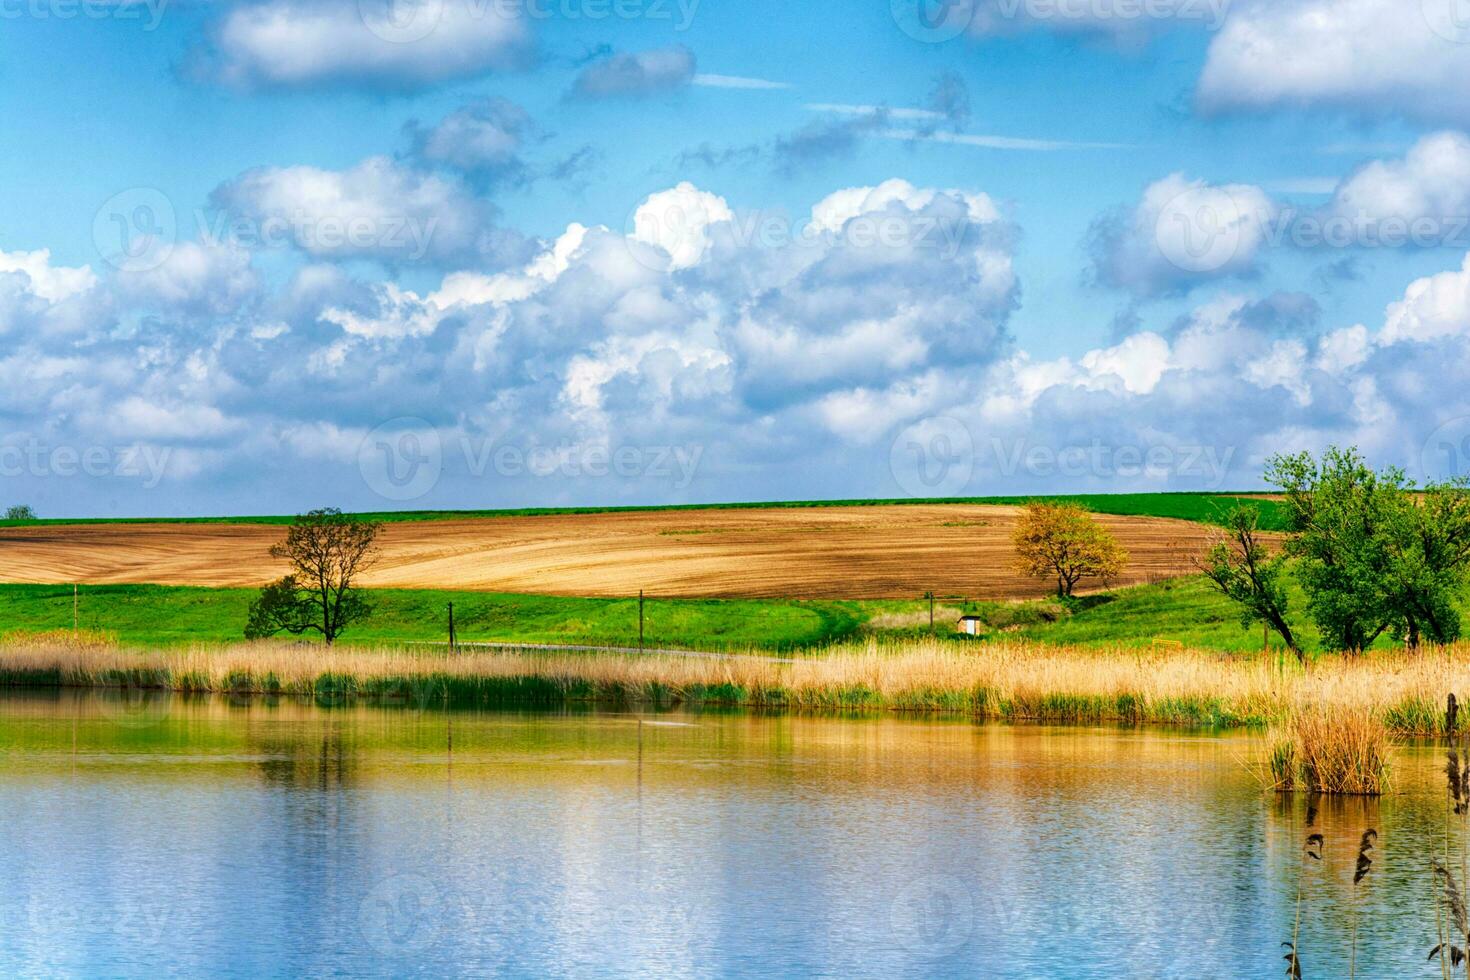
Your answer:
(956, 615), (984, 636)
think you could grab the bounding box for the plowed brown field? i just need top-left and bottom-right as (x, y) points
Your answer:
(0, 505), (1224, 600)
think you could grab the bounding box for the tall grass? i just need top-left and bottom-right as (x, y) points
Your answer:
(5, 635), (1470, 733)
(1266, 709), (1391, 795)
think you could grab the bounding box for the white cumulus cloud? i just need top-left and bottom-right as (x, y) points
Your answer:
(1199, 0), (1470, 124)
(205, 0), (532, 91)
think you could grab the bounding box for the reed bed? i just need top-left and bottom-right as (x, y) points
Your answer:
(1265, 708), (1392, 794)
(5, 635), (1470, 733)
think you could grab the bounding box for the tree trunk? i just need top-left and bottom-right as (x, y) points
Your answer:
(1270, 616), (1303, 665)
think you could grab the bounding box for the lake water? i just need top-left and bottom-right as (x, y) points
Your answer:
(0, 690), (1454, 978)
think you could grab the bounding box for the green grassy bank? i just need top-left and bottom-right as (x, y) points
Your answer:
(0, 572), (1357, 655)
(0, 584), (900, 650)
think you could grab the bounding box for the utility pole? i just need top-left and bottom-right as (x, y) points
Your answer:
(638, 590), (645, 651)
(447, 601), (456, 652)
(73, 584), (78, 635)
(924, 591), (934, 630)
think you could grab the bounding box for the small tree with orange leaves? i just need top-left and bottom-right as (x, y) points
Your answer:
(1012, 502), (1127, 598)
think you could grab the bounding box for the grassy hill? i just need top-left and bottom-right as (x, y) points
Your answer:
(0, 572), (1352, 657)
(0, 584), (883, 650)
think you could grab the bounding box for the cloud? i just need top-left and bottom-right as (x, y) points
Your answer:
(772, 110), (889, 175)
(675, 142), (763, 170)
(404, 97), (535, 185)
(210, 156), (497, 264)
(879, 129), (1131, 152)
(1088, 173), (1278, 298)
(808, 178), (1001, 231)
(628, 182), (734, 270)
(1078, 332), (1171, 394)
(1198, 0), (1470, 124)
(722, 180), (1017, 406)
(1087, 137), (1470, 300)
(0, 249), (97, 303)
(0, 178), (1027, 508)
(953, 255), (1470, 492)
(108, 396), (244, 442)
(570, 46), (695, 99)
(320, 223), (591, 339)
(118, 240), (259, 317)
(0, 249), (109, 342)
(200, 0), (533, 91)
(703, 72), (1110, 179)
(1326, 131), (1470, 238)
(28, 172), (1470, 510)
(925, 70), (971, 129)
(691, 73), (790, 90)
(1381, 253), (1470, 344)
(806, 103), (945, 122)
(807, 74), (1126, 155)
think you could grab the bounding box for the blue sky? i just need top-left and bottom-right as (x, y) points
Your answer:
(3, 0), (1470, 516)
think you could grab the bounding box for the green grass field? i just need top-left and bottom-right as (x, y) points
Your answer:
(0, 570), (1366, 656)
(1000, 577), (1334, 653)
(0, 584), (898, 650)
(0, 491), (1288, 530)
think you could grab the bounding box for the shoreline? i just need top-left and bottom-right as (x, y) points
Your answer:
(0, 636), (1463, 735)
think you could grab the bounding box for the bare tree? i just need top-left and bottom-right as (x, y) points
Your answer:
(245, 508), (383, 645)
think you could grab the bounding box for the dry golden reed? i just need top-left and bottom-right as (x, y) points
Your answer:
(2, 636), (1470, 733)
(1265, 708), (1391, 794)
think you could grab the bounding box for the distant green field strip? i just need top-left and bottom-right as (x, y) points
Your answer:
(0, 492), (1286, 530)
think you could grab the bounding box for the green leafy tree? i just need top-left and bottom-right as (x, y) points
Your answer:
(1268, 447), (1470, 651)
(245, 509), (383, 645)
(4, 505), (35, 521)
(1377, 478), (1470, 647)
(1195, 505), (1301, 662)
(1268, 448), (1396, 652)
